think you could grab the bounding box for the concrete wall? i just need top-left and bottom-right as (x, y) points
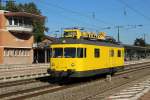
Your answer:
(0, 13), (6, 29)
(0, 31), (33, 47)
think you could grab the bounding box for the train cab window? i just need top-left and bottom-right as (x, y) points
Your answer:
(64, 48), (76, 58)
(94, 49), (100, 58)
(118, 50), (121, 57)
(53, 48), (63, 58)
(110, 49), (114, 57)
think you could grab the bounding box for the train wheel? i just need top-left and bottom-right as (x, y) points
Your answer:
(110, 68), (117, 75)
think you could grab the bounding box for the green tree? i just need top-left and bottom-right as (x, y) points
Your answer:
(5, 0), (19, 12)
(33, 21), (46, 42)
(0, 1), (2, 9)
(134, 38), (146, 47)
(21, 3), (41, 14)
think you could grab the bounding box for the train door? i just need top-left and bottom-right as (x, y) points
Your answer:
(109, 48), (115, 68)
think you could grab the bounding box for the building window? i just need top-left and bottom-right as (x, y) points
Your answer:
(94, 48), (100, 58)
(8, 17), (13, 25)
(17, 49), (19, 56)
(8, 49), (11, 56)
(13, 49), (15, 56)
(4, 49), (9, 56)
(23, 50), (25, 56)
(19, 18), (23, 26)
(8, 17), (32, 27)
(25, 50), (28, 56)
(20, 50), (22, 56)
(27, 49), (30, 56)
(4, 48), (30, 57)
(14, 18), (18, 26)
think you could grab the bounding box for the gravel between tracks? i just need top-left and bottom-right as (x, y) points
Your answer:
(0, 81), (50, 97)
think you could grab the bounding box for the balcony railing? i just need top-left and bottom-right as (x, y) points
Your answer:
(6, 25), (33, 33)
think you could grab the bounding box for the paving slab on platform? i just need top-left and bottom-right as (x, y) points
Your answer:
(139, 90), (150, 100)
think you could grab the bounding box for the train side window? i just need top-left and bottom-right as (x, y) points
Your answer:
(118, 50), (121, 57)
(84, 48), (86, 58)
(77, 48), (83, 58)
(94, 48), (100, 58)
(110, 49), (114, 57)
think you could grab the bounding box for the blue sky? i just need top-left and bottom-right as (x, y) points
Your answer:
(15, 0), (150, 44)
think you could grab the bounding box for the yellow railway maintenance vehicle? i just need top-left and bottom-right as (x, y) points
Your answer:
(47, 29), (124, 77)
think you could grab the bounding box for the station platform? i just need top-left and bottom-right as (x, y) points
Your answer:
(0, 63), (49, 83)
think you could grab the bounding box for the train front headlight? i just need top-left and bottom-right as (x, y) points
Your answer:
(51, 62), (55, 66)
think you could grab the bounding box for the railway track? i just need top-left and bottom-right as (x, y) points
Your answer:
(0, 62), (150, 100)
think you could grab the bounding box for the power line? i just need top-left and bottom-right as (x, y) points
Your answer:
(40, 1), (147, 29)
(117, 0), (150, 21)
(36, 0), (108, 31)
(40, 1), (112, 25)
(31, 0), (146, 40)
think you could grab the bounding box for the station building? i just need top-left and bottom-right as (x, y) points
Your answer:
(33, 36), (55, 63)
(0, 10), (44, 64)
